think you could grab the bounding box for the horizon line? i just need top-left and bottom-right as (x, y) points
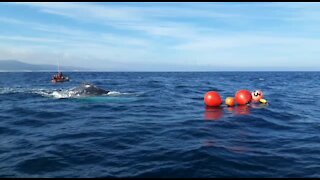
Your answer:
(0, 70), (319, 73)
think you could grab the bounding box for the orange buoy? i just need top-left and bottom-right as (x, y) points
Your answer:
(251, 90), (263, 102)
(225, 97), (235, 107)
(204, 91), (222, 107)
(235, 90), (252, 105)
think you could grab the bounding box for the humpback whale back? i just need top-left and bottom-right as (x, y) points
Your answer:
(70, 83), (109, 96)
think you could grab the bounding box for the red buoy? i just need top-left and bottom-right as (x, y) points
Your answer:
(235, 90), (252, 105)
(204, 91), (222, 107)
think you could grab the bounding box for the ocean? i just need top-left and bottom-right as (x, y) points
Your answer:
(0, 72), (320, 177)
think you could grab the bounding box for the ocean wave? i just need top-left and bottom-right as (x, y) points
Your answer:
(46, 90), (133, 99)
(0, 87), (132, 99)
(107, 91), (132, 96)
(2, 72), (320, 177)
(0, 87), (25, 94)
(0, 87), (52, 96)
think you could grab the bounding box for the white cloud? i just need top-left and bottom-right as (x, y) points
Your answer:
(0, 39), (158, 71)
(0, 35), (63, 43)
(3, 2), (320, 70)
(0, 15), (151, 49)
(7, 2), (241, 39)
(173, 35), (320, 51)
(0, 17), (27, 24)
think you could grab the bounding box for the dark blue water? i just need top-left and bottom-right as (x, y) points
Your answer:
(0, 72), (320, 177)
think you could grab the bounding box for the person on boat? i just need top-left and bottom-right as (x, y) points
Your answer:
(52, 70), (69, 82)
(58, 72), (64, 79)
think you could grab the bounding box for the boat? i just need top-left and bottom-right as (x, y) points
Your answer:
(51, 72), (69, 83)
(51, 61), (70, 83)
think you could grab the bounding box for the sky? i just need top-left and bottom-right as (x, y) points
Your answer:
(1, 2), (320, 71)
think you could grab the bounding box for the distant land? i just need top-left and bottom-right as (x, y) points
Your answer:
(0, 60), (319, 72)
(0, 60), (90, 72)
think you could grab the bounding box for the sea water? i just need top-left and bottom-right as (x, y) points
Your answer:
(0, 72), (319, 177)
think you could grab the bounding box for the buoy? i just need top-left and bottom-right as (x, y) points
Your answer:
(251, 90), (263, 102)
(259, 99), (268, 104)
(204, 91), (222, 107)
(235, 90), (252, 105)
(225, 97), (235, 107)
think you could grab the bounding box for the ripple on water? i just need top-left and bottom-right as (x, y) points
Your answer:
(16, 156), (69, 175)
(0, 72), (320, 177)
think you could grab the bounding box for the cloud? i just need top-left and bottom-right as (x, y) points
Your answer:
(2, 2), (320, 70)
(7, 2), (241, 39)
(10, 2), (320, 41)
(0, 39), (158, 71)
(173, 35), (320, 51)
(0, 16), (28, 24)
(0, 15), (151, 49)
(0, 35), (63, 43)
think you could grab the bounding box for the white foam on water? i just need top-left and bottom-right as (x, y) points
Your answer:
(32, 89), (52, 97)
(0, 87), (13, 94)
(0, 87), (26, 94)
(47, 90), (133, 99)
(107, 91), (134, 96)
(0, 86), (135, 99)
(107, 91), (122, 95)
(51, 91), (69, 99)
(49, 90), (80, 99)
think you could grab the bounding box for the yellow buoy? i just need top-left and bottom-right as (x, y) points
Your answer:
(259, 99), (267, 104)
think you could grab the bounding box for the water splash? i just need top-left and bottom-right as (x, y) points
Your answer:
(0, 87), (132, 99)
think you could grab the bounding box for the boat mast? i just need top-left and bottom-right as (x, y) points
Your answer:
(58, 60), (60, 73)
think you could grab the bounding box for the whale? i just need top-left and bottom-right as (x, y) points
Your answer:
(69, 83), (109, 97)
